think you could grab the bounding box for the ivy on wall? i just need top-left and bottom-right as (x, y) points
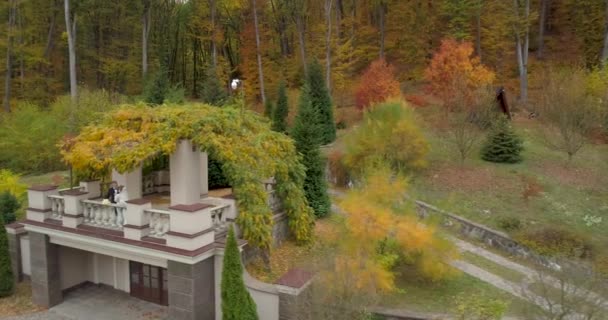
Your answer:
(61, 103), (315, 249)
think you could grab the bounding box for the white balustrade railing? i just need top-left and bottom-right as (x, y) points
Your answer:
(144, 209), (170, 238)
(142, 174), (155, 195)
(211, 205), (229, 230)
(48, 195), (65, 220)
(82, 200), (126, 229)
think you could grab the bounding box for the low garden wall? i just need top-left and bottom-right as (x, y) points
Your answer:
(243, 268), (314, 320)
(413, 200), (560, 269)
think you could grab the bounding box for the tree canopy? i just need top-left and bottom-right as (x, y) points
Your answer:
(61, 103), (315, 249)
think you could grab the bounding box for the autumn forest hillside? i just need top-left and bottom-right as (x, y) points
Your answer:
(1, 0), (607, 111)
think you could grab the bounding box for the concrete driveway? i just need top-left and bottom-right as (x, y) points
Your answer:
(3, 283), (167, 320)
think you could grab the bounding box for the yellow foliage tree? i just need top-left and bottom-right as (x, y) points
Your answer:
(0, 170), (26, 199)
(319, 165), (458, 302)
(343, 101), (429, 176)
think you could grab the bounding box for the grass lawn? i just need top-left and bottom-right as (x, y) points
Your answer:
(407, 104), (608, 260)
(460, 251), (526, 284)
(19, 170), (69, 188)
(384, 265), (532, 317)
(0, 282), (44, 317)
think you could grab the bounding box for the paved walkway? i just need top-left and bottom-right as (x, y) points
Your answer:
(2, 284), (167, 320)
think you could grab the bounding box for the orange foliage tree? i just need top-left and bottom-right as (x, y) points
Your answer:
(355, 59), (401, 110)
(425, 38), (495, 108)
(321, 165), (458, 301)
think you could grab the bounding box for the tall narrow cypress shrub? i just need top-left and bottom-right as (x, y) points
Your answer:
(271, 81), (289, 133)
(221, 226), (258, 320)
(0, 215), (14, 297)
(291, 86), (331, 217)
(481, 117), (524, 163)
(306, 60), (336, 144)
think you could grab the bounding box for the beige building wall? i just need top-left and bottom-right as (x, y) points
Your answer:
(20, 236), (31, 276)
(59, 246), (93, 290)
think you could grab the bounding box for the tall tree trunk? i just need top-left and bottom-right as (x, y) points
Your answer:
(64, 0), (77, 102)
(16, 4), (23, 91)
(3, 0), (16, 113)
(602, 0), (608, 64)
(325, 0), (333, 93)
(44, 5), (57, 60)
(296, 16), (307, 76)
(537, 0), (548, 59)
(142, 0), (151, 78)
(209, 0), (217, 67)
(379, 3), (385, 59)
(252, 0), (266, 104)
(514, 0), (529, 104)
(475, 5), (482, 61)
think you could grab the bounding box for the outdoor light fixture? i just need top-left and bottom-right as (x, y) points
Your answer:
(231, 78), (241, 90)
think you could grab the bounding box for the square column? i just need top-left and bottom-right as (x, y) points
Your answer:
(123, 199), (152, 240)
(5, 224), (26, 283)
(26, 185), (59, 222)
(29, 232), (62, 308)
(170, 140), (201, 206)
(200, 152), (209, 198)
(62, 190), (89, 228)
(168, 259), (215, 320)
(112, 165), (143, 200)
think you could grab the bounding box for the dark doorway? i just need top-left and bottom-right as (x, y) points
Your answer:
(129, 261), (168, 306)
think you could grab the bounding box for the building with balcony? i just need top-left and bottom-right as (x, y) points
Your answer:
(5, 139), (311, 320)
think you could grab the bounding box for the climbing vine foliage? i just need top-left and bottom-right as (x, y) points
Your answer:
(61, 103), (315, 249)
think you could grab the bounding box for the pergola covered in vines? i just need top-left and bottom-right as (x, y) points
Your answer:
(61, 103), (314, 250)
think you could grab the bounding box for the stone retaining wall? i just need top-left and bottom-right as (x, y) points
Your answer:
(414, 200), (558, 269)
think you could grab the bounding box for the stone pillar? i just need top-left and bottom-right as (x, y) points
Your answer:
(123, 199), (152, 240)
(166, 204), (215, 251)
(5, 224), (25, 282)
(26, 185), (59, 222)
(29, 232), (62, 308)
(62, 190), (89, 228)
(200, 151), (208, 197)
(168, 258), (215, 320)
(276, 269), (314, 320)
(170, 140), (201, 206)
(112, 165), (143, 200)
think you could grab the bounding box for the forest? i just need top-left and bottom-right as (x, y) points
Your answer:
(0, 0), (607, 111)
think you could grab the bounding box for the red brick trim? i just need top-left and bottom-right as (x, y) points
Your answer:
(27, 207), (52, 213)
(125, 198), (152, 205)
(169, 203), (214, 212)
(166, 228), (213, 239)
(28, 185), (58, 191)
(275, 268), (314, 288)
(141, 236), (166, 245)
(221, 194), (236, 200)
(63, 213), (84, 218)
(62, 190), (88, 196)
(123, 224), (150, 230)
(5, 222), (24, 230)
(20, 219), (218, 257)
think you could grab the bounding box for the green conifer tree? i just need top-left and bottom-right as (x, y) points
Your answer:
(0, 191), (19, 224)
(271, 82), (289, 133)
(264, 100), (274, 118)
(481, 117), (524, 163)
(143, 68), (169, 105)
(0, 215), (14, 297)
(306, 60), (336, 145)
(291, 86), (331, 217)
(221, 226), (258, 320)
(200, 67), (228, 106)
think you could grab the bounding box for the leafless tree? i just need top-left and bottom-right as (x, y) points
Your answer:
(521, 262), (608, 320)
(538, 68), (600, 161)
(445, 80), (498, 164)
